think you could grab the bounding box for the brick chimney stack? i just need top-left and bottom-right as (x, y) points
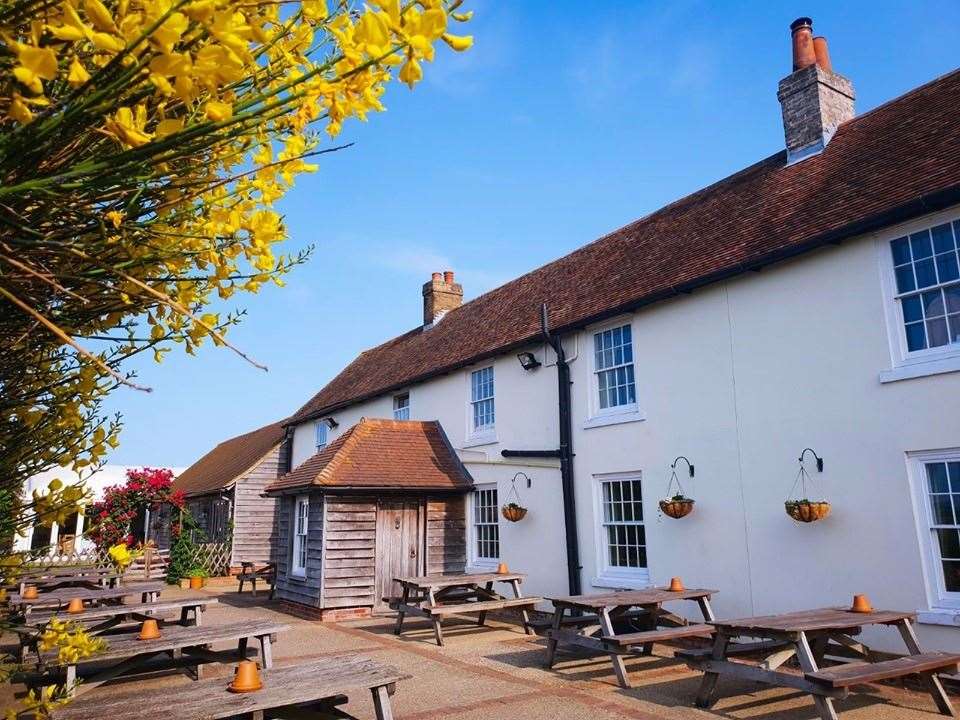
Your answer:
(422, 271), (462, 328)
(777, 17), (855, 164)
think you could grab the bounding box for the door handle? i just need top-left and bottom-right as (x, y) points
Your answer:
(395, 518), (401, 529)
(409, 548), (416, 558)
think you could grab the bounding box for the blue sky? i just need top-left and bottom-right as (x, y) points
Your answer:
(105, 0), (960, 467)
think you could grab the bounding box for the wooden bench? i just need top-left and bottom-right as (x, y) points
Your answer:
(602, 623), (714, 649)
(426, 597), (540, 616)
(27, 596), (217, 631)
(237, 562), (276, 599)
(51, 655), (410, 720)
(805, 652), (960, 688)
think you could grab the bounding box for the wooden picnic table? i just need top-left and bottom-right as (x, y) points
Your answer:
(51, 655), (410, 720)
(9, 581), (163, 614)
(391, 572), (541, 646)
(20, 570), (121, 593)
(33, 619), (288, 697)
(544, 586), (717, 688)
(680, 606), (960, 720)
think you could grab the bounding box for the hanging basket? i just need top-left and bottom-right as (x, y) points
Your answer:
(659, 496), (695, 519)
(785, 499), (831, 523)
(501, 503), (528, 522)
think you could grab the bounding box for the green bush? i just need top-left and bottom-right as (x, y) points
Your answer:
(166, 513), (206, 585)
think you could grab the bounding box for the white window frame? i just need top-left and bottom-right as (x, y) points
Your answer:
(465, 366), (496, 446)
(393, 393), (410, 421)
(908, 449), (960, 617)
(315, 421), (328, 450)
(591, 471), (650, 589)
(468, 483), (500, 569)
(878, 208), (960, 383)
(291, 495), (309, 577)
(583, 318), (645, 429)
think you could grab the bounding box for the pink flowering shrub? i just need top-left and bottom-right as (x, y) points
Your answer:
(88, 468), (184, 551)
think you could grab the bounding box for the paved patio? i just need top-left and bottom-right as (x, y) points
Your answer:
(3, 584), (955, 719)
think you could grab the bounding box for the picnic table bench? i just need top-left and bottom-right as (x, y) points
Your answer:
(237, 561), (276, 599)
(544, 586), (717, 689)
(51, 655), (410, 720)
(29, 619), (288, 697)
(9, 581), (163, 615)
(679, 606), (960, 719)
(8, 567), (119, 593)
(391, 572), (541, 646)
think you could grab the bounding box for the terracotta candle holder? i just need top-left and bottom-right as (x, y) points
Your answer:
(668, 577), (685, 592)
(137, 618), (162, 640)
(22, 585), (38, 600)
(229, 661), (263, 693)
(850, 594), (873, 613)
(66, 597), (85, 614)
(496, 562), (509, 574)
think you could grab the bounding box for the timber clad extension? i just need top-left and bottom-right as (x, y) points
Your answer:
(172, 420), (287, 569)
(267, 419), (470, 618)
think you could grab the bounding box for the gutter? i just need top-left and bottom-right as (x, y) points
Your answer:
(288, 184), (960, 426)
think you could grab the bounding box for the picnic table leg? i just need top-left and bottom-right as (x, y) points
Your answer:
(259, 634), (274, 669)
(697, 596), (716, 622)
(599, 608), (632, 689)
(477, 582), (493, 626)
(897, 619), (956, 717)
(545, 607), (565, 668)
(427, 589), (444, 647)
(371, 684), (396, 720)
(64, 664), (77, 698)
(238, 636), (249, 660)
(195, 605), (203, 627)
(694, 632), (729, 708)
(795, 632), (839, 720)
(394, 586), (409, 635)
(508, 578), (533, 635)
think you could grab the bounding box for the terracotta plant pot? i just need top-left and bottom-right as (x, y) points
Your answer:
(229, 661), (263, 693)
(138, 618), (162, 640)
(785, 500), (831, 523)
(850, 594), (873, 614)
(496, 562), (509, 574)
(668, 577), (685, 592)
(66, 597), (85, 614)
(659, 498), (695, 519)
(22, 585), (38, 600)
(501, 504), (528, 522)
(189, 576), (204, 590)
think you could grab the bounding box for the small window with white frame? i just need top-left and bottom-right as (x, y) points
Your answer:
(291, 495), (309, 577)
(471, 484), (499, 566)
(315, 421), (328, 450)
(470, 366), (495, 432)
(593, 472), (648, 587)
(393, 393), (410, 420)
(594, 324), (636, 411)
(912, 451), (960, 609)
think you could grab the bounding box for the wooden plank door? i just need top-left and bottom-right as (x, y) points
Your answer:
(375, 501), (423, 612)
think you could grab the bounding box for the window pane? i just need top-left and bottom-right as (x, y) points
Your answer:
(891, 237), (912, 265)
(950, 463), (960, 491)
(951, 315), (960, 344)
(943, 560), (960, 593)
(923, 290), (945, 318)
(905, 322), (926, 351)
(932, 223), (956, 254)
(938, 529), (960, 559)
(902, 295), (923, 323)
(915, 259), (937, 288)
(927, 318), (949, 347)
(931, 495), (954, 526)
(946, 286), (960, 314)
(937, 253), (960, 283)
(895, 265), (916, 293)
(911, 230), (933, 259)
(929, 463), (950, 493)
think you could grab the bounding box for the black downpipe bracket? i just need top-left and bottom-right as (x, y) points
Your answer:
(542, 303), (582, 596)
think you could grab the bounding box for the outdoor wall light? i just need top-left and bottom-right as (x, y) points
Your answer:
(517, 351), (541, 371)
(324, 417), (339, 429)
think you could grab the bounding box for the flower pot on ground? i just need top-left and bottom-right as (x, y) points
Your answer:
(785, 499), (831, 523)
(501, 503), (528, 522)
(659, 495), (695, 519)
(187, 566), (209, 589)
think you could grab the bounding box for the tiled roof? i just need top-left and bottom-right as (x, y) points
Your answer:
(266, 418), (472, 493)
(290, 69), (960, 425)
(173, 420), (286, 497)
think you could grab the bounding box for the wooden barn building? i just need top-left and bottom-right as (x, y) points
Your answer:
(265, 418), (471, 620)
(172, 419), (288, 570)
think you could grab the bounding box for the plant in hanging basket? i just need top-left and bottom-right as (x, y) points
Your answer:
(785, 499), (831, 523)
(501, 503), (528, 522)
(659, 495), (695, 519)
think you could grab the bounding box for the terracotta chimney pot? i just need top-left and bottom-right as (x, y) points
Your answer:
(443, 270), (455, 283)
(431, 272), (442, 282)
(813, 36), (832, 72)
(790, 17), (816, 71)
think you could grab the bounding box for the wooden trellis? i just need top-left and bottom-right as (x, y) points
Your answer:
(188, 542), (232, 576)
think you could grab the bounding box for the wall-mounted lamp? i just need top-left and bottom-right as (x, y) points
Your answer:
(517, 352), (541, 371)
(324, 417), (339, 429)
